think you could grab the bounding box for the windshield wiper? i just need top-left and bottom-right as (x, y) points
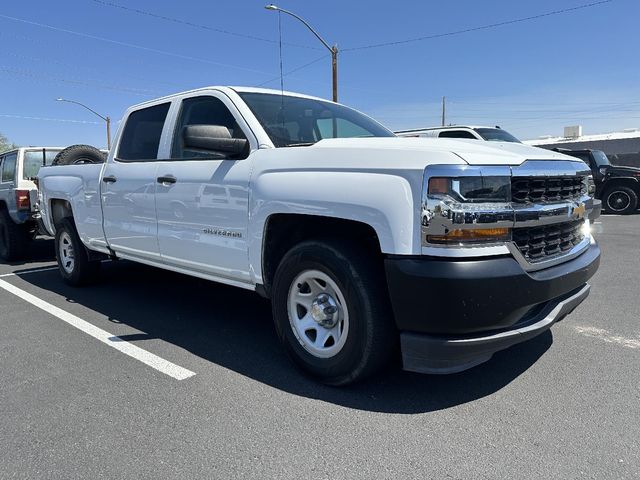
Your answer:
(283, 142), (316, 147)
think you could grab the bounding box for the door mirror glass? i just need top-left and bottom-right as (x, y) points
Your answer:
(182, 125), (248, 158)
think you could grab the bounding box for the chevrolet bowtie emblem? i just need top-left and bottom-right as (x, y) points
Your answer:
(572, 203), (586, 219)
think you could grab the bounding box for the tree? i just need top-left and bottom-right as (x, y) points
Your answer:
(0, 132), (17, 152)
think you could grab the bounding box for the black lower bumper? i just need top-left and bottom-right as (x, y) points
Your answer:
(400, 284), (589, 373)
(384, 242), (600, 373)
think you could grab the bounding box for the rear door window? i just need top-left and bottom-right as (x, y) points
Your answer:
(117, 103), (171, 161)
(23, 149), (61, 179)
(1, 152), (17, 183)
(438, 130), (478, 139)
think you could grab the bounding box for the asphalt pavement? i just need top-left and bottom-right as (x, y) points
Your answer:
(0, 214), (638, 479)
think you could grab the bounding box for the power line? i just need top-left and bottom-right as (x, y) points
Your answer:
(0, 14), (336, 95)
(0, 50), (187, 90)
(91, 0), (321, 51)
(0, 114), (101, 124)
(0, 13), (281, 77)
(256, 54), (328, 87)
(0, 66), (160, 96)
(343, 0), (615, 51)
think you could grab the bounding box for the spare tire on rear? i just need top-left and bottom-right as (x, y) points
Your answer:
(52, 144), (106, 166)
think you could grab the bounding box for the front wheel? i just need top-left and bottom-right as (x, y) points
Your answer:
(55, 218), (100, 286)
(271, 240), (396, 386)
(604, 186), (638, 214)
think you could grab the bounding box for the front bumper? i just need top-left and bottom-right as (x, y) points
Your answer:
(384, 241), (600, 373)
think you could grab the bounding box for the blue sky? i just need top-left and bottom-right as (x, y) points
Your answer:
(0, 0), (638, 148)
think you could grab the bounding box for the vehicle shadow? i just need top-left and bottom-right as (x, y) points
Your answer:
(0, 238), (55, 267)
(17, 260), (552, 414)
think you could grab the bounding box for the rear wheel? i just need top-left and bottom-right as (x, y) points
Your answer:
(271, 239), (396, 385)
(55, 218), (100, 286)
(52, 144), (106, 166)
(604, 185), (638, 214)
(0, 208), (28, 261)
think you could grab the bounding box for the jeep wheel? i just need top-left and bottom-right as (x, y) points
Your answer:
(604, 186), (638, 214)
(0, 209), (28, 261)
(55, 218), (100, 286)
(271, 240), (396, 385)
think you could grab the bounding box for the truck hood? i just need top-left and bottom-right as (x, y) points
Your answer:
(310, 137), (573, 166)
(606, 165), (640, 175)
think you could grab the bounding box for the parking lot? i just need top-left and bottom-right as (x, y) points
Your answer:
(0, 214), (638, 479)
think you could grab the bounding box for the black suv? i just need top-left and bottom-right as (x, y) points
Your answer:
(553, 148), (640, 214)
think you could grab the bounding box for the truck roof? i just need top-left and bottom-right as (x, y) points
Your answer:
(128, 86), (331, 110)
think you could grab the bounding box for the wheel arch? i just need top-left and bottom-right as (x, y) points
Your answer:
(259, 213), (385, 297)
(50, 198), (74, 228)
(604, 177), (640, 194)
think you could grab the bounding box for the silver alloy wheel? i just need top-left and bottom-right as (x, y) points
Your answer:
(606, 190), (631, 212)
(59, 231), (75, 274)
(287, 269), (349, 358)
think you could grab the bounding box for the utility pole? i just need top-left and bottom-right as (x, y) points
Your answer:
(331, 45), (338, 103)
(441, 96), (446, 126)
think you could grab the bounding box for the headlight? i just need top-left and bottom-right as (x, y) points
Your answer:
(428, 176), (511, 203)
(587, 175), (596, 195)
(422, 166), (513, 247)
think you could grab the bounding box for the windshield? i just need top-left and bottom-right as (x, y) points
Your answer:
(23, 149), (61, 179)
(239, 92), (394, 147)
(474, 128), (521, 143)
(592, 150), (611, 167)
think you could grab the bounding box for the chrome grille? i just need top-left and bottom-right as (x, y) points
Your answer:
(511, 176), (585, 203)
(512, 220), (584, 262)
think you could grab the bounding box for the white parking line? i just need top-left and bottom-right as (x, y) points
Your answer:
(0, 276), (196, 380)
(575, 326), (640, 349)
(0, 266), (59, 278)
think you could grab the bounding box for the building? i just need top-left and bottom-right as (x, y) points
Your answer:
(524, 126), (640, 167)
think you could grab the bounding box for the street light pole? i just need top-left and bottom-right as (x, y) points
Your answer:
(265, 4), (338, 103)
(56, 98), (111, 150)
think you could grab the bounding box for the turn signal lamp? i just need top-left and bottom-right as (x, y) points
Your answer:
(427, 227), (510, 245)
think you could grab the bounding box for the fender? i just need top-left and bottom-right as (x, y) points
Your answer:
(248, 168), (423, 285)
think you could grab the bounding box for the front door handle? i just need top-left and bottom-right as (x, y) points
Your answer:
(102, 175), (117, 183)
(157, 175), (177, 185)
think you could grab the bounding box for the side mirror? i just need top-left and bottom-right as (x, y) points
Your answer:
(182, 125), (248, 157)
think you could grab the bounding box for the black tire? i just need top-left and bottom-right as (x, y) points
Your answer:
(52, 144), (106, 166)
(54, 218), (100, 286)
(0, 208), (28, 261)
(603, 185), (638, 215)
(271, 239), (397, 386)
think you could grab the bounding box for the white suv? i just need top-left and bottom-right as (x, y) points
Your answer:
(396, 125), (521, 143)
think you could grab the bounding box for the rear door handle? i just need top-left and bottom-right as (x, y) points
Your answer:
(102, 175), (117, 183)
(157, 175), (177, 185)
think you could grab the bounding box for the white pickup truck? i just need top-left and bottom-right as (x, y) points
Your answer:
(38, 87), (600, 385)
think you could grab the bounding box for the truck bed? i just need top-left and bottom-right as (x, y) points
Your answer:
(38, 163), (108, 251)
